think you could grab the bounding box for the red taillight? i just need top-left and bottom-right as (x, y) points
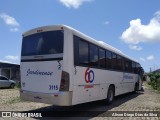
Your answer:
(60, 71), (69, 91)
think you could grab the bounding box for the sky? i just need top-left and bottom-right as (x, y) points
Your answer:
(0, 0), (160, 72)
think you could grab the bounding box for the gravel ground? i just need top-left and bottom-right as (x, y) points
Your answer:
(0, 82), (160, 120)
(91, 82), (160, 120)
(0, 88), (50, 112)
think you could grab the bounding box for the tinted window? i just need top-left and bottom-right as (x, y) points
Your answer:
(79, 40), (89, 65)
(117, 55), (123, 70)
(124, 59), (132, 72)
(89, 44), (98, 67)
(112, 53), (117, 70)
(99, 48), (106, 68)
(128, 61), (132, 72)
(132, 62), (136, 73)
(106, 50), (112, 69)
(136, 63), (141, 74)
(22, 30), (64, 56)
(124, 59), (128, 72)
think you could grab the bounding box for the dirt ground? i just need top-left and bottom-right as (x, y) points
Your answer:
(0, 82), (160, 120)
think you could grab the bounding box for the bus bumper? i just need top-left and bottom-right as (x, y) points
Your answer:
(20, 90), (72, 106)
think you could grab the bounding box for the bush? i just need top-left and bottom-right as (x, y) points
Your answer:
(15, 81), (21, 88)
(148, 72), (160, 91)
(157, 78), (160, 91)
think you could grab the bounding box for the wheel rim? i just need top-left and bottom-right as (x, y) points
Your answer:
(109, 89), (113, 102)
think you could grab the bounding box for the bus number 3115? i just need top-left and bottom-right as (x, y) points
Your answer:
(49, 85), (58, 90)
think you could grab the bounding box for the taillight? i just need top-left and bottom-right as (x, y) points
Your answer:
(60, 71), (69, 91)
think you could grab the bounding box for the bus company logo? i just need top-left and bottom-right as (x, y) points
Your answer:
(85, 67), (94, 83)
(26, 69), (53, 76)
(123, 75), (133, 79)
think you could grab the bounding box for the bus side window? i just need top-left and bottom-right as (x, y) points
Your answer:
(128, 60), (132, 73)
(79, 39), (89, 66)
(89, 44), (98, 67)
(98, 48), (106, 68)
(124, 59), (129, 72)
(112, 53), (117, 70)
(117, 55), (123, 71)
(106, 50), (112, 69)
(132, 62), (136, 73)
(74, 35), (89, 66)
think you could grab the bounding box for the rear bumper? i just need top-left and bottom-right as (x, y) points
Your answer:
(20, 90), (72, 106)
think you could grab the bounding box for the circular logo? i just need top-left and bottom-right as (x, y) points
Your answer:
(85, 67), (94, 83)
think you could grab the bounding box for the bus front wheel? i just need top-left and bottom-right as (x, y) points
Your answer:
(133, 83), (138, 93)
(106, 85), (115, 105)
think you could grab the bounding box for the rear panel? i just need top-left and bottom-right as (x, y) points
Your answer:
(21, 61), (63, 93)
(20, 26), (74, 105)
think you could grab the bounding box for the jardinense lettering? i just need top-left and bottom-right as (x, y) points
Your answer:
(26, 69), (53, 76)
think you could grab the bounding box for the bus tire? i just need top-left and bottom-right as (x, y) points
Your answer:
(133, 83), (138, 93)
(106, 85), (115, 105)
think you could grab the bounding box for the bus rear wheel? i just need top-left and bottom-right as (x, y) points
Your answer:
(106, 85), (115, 105)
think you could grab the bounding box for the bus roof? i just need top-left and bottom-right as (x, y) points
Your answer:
(23, 24), (138, 63)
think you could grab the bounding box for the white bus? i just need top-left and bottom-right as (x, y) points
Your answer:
(20, 25), (144, 106)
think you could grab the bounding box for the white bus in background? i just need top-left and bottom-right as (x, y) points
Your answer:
(20, 25), (144, 106)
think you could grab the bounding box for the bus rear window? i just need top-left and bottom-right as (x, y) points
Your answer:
(22, 30), (64, 56)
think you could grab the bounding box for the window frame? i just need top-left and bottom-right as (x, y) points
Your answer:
(22, 30), (64, 56)
(73, 35), (138, 73)
(117, 55), (123, 71)
(111, 53), (117, 70)
(98, 48), (106, 69)
(89, 44), (99, 67)
(78, 38), (89, 66)
(106, 50), (112, 69)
